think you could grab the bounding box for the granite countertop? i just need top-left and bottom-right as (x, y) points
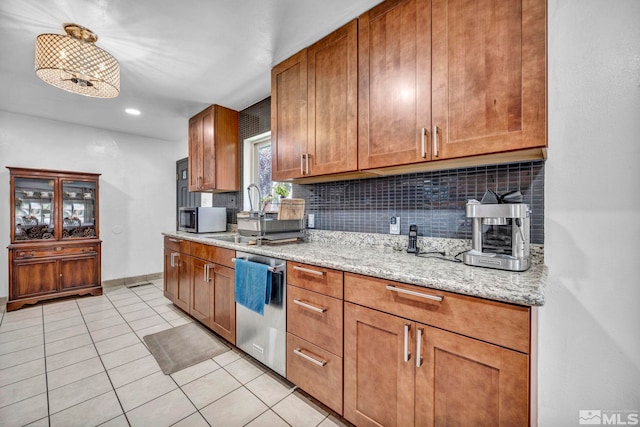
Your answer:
(163, 229), (547, 307)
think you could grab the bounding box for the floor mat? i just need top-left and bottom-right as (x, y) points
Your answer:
(143, 322), (229, 374)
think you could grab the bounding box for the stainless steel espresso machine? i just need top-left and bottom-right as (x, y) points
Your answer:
(463, 199), (531, 271)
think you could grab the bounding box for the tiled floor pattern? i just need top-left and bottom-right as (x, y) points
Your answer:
(0, 280), (347, 427)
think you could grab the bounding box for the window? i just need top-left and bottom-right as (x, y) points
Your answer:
(243, 131), (291, 212)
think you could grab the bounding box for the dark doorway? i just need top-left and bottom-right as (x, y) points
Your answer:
(176, 158), (201, 228)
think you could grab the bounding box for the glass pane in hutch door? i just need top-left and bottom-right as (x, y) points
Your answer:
(62, 180), (96, 239)
(14, 177), (55, 240)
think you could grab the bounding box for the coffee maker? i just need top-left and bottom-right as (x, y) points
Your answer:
(463, 199), (531, 271)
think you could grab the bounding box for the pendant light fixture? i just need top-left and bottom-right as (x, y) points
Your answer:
(35, 23), (120, 98)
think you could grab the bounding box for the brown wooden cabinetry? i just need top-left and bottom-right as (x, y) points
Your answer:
(359, 0), (546, 170)
(272, 20), (358, 180)
(343, 273), (531, 426)
(163, 237), (236, 344)
(188, 104), (239, 192)
(286, 262), (344, 414)
(7, 167), (102, 311)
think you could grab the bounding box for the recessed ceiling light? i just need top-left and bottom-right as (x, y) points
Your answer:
(125, 108), (141, 116)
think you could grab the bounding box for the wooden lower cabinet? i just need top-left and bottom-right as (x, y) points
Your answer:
(209, 264), (235, 344)
(163, 248), (180, 302)
(8, 243), (102, 311)
(344, 302), (529, 427)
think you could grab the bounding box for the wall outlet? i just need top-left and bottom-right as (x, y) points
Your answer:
(390, 216), (400, 234)
(308, 213), (315, 228)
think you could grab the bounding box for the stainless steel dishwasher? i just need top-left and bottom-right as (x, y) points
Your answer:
(234, 251), (287, 377)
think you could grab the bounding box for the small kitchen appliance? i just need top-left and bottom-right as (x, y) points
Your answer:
(463, 200), (531, 271)
(178, 207), (226, 233)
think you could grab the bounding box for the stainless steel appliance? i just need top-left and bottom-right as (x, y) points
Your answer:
(178, 207), (226, 233)
(234, 251), (287, 377)
(463, 200), (531, 271)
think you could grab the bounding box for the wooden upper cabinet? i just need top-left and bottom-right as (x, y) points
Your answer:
(307, 19), (358, 176)
(358, 0), (432, 170)
(431, 0), (546, 159)
(188, 104), (239, 192)
(272, 50), (307, 181)
(272, 20), (358, 180)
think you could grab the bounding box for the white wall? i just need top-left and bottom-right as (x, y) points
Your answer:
(542, 0), (640, 423)
(0, 110), (187, 298)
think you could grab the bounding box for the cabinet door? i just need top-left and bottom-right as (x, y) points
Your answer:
(307, 20), (358, 176)
(188, 115), (203, 191)
(59, 254), (98, 291)
(358, 0), (432, 169)
(344, 302), (415, 427)
(210, 264), (235, 344)
(12, 259), (58, 298)
(163, 248), (179, 302)
(431, 0), (546, 159)
(200, 108), (216, 189)
(175, 255), (191, 312)
(271, 49), (307, 180)
(415, 325), (529, 426)
(191, 258), (213, 326)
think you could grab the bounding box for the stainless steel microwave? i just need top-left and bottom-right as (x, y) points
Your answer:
(178, 207), (226, 233)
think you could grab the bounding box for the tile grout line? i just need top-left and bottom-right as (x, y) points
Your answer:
(75, 296), (133, 427)
(40, 304), (51, 427)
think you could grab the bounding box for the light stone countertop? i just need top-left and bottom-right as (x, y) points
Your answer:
(163, 229), (547, 307)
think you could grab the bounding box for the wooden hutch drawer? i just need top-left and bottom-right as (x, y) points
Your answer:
(344, 272), (530, 353)
(286, 333), (343, 415)
(12, 244), (98, 259)
(190, 242), (235, 268)
(287, 261), (343, 298)
(287, 286), (343, 356)
(164, 236), (191, 254)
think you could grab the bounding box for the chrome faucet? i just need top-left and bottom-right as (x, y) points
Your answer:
(246, 184), (263, 217)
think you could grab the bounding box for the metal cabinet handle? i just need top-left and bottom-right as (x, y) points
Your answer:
(433, 125), (439, 158)
(404, 324), (411, 363)
(300, 154), (305, 175)
(31, 251), (35, 256)
(55, 247), (62, 251)
(19, 251), (25, 257)
(293, 348), (327, 367)
(305, 152), (310, 175)
(168, 238), (182, 243)
(204, 264), (214, 282)
(293, 299), (327, 313)
(170, 253), (179, 268)
(293, 265), (325, 276)
(386, 285), (443, 302)
(421, 127), (427, 158)
(416, 327), (423, 368)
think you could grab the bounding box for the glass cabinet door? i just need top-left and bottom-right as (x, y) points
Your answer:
(14, 178), (55, 240)
(62, 180), (97, 239)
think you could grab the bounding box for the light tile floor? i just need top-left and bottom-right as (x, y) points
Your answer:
(0, 280), (349, 427)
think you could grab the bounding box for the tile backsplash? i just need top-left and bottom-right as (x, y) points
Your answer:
(294, 162), (545, 244)
(212, 97), (545, 244)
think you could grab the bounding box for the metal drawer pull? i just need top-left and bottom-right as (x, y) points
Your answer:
(293, 348), (327, 367)
(204, 264), (214, 282)
(55, 247), (62, 251)
(293, 299), (327, 313)
(168, 238), (182, 243)
(416, 327), (423, 368)
(293, 266), (325, 276)
(404, 324), (411, 363)
(386, 285), (443, 302)
(170, 253), (179, 268)
(421, 127), (427, 158)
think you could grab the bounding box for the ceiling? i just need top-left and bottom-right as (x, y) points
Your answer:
(0, 0), (383, 142)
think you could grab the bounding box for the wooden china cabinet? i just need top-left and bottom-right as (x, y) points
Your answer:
(7, 167), (102, 311)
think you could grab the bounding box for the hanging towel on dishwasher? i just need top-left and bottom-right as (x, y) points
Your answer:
(234, 259), (272, 315)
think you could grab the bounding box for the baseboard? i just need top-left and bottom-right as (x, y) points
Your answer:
(103, 272), (163, 288)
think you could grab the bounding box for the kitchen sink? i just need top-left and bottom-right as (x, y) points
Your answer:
(205, 235), (254, 244)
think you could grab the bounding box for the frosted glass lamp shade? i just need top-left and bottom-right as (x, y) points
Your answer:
(35, 24), (120, 98)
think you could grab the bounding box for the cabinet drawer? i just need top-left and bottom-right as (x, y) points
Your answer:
(190, 243), (235, 268)
(12, 244), (98, 259)
(287, 262), (343, 298)
(344, 273), (530, 353)
(287, 286), (343, 356)
(286, 333), (343, 415)
(164, 236), (191, 254)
